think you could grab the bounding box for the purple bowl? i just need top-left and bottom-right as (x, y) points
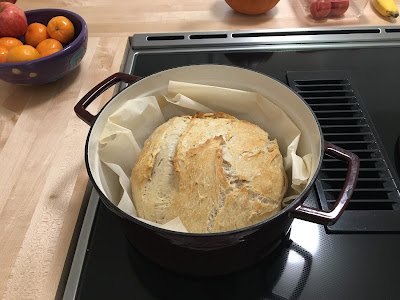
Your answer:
(0, 9), (88, 85)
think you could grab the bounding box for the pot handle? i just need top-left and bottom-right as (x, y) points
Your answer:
(291, 141), (360, 226)
(74, 72), (140, 125)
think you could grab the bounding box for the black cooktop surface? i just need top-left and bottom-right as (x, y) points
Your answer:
(63, 28), (400, 300)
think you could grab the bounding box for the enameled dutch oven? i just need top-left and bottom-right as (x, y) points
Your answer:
(75, 65), (359, 276)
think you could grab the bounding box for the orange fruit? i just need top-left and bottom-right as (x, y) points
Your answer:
(225, 0), (280, 15)
(47, 16), (75, 44)
(36, 38), (63, 55)
(40, 47), (61, 58)
(25, 23), (49, 47)
(0, 46), (8, 63)
(6, 45), (40, 63)
(0, 37), (23, 51)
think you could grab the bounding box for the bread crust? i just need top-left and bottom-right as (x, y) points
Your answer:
(131, 113), (287, 233)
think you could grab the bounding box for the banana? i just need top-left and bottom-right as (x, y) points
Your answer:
(372, 0), (399, 18)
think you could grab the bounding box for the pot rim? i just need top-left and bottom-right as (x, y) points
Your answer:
(84, 64), (325, 237)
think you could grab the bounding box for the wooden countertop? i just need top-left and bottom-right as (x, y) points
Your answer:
(0, 0), (398, 299)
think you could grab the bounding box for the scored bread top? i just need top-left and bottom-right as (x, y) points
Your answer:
(131, 112), (287, 233)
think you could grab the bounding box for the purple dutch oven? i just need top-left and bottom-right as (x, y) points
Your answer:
(74, 65), (359, 276)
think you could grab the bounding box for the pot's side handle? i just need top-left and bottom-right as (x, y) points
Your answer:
(291, 141), (360, 226)
(74, 72), (140, 125)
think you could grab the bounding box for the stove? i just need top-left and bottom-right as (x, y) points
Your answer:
(62, 26), (400, 299)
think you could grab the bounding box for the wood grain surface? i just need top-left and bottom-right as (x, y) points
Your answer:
(0, 0), (398, 299)
(18, 0), (399, 37)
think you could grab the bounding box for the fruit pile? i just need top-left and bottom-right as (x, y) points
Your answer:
(310, 0), (399, 18)
(309, 0), (349, 18)
(0, 2), (75, 63)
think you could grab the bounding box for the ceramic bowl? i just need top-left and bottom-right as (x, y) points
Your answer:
(0, 8), (88, 85)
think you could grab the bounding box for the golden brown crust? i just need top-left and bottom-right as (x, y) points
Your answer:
(194, 112), (237, 120)
(212, 187), (280, 233)
(130, 113), (287, 233)
(170, 135), (228, 233)
(131, 119), (172, 220)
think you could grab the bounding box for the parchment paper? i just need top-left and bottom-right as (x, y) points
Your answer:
(97, 81), (313, 232)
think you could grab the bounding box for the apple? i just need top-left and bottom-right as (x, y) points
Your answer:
(310, 0), (332, 18)
(330, 0), (349, 16)
(2, 0), (17, 3)
(0, 2), (27, 38)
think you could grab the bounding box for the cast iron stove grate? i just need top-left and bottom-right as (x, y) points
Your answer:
(287, 71), (400, 233)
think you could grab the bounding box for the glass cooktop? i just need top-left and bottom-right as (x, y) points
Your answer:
(61, 27), (400, 300)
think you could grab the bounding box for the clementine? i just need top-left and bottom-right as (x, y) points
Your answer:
(36, 38), (63, 55)
(6, 45), (40, 63)
(47, 16), (75, 44)
(0, 46), (8, 63)
(0, 37), (23, 51)
(225, 0), (280, 15)
(40, 47), (61, 58)
(25, 23), (49, 47)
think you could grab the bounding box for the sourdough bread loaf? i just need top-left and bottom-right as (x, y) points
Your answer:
(130, 112), (288, 233)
